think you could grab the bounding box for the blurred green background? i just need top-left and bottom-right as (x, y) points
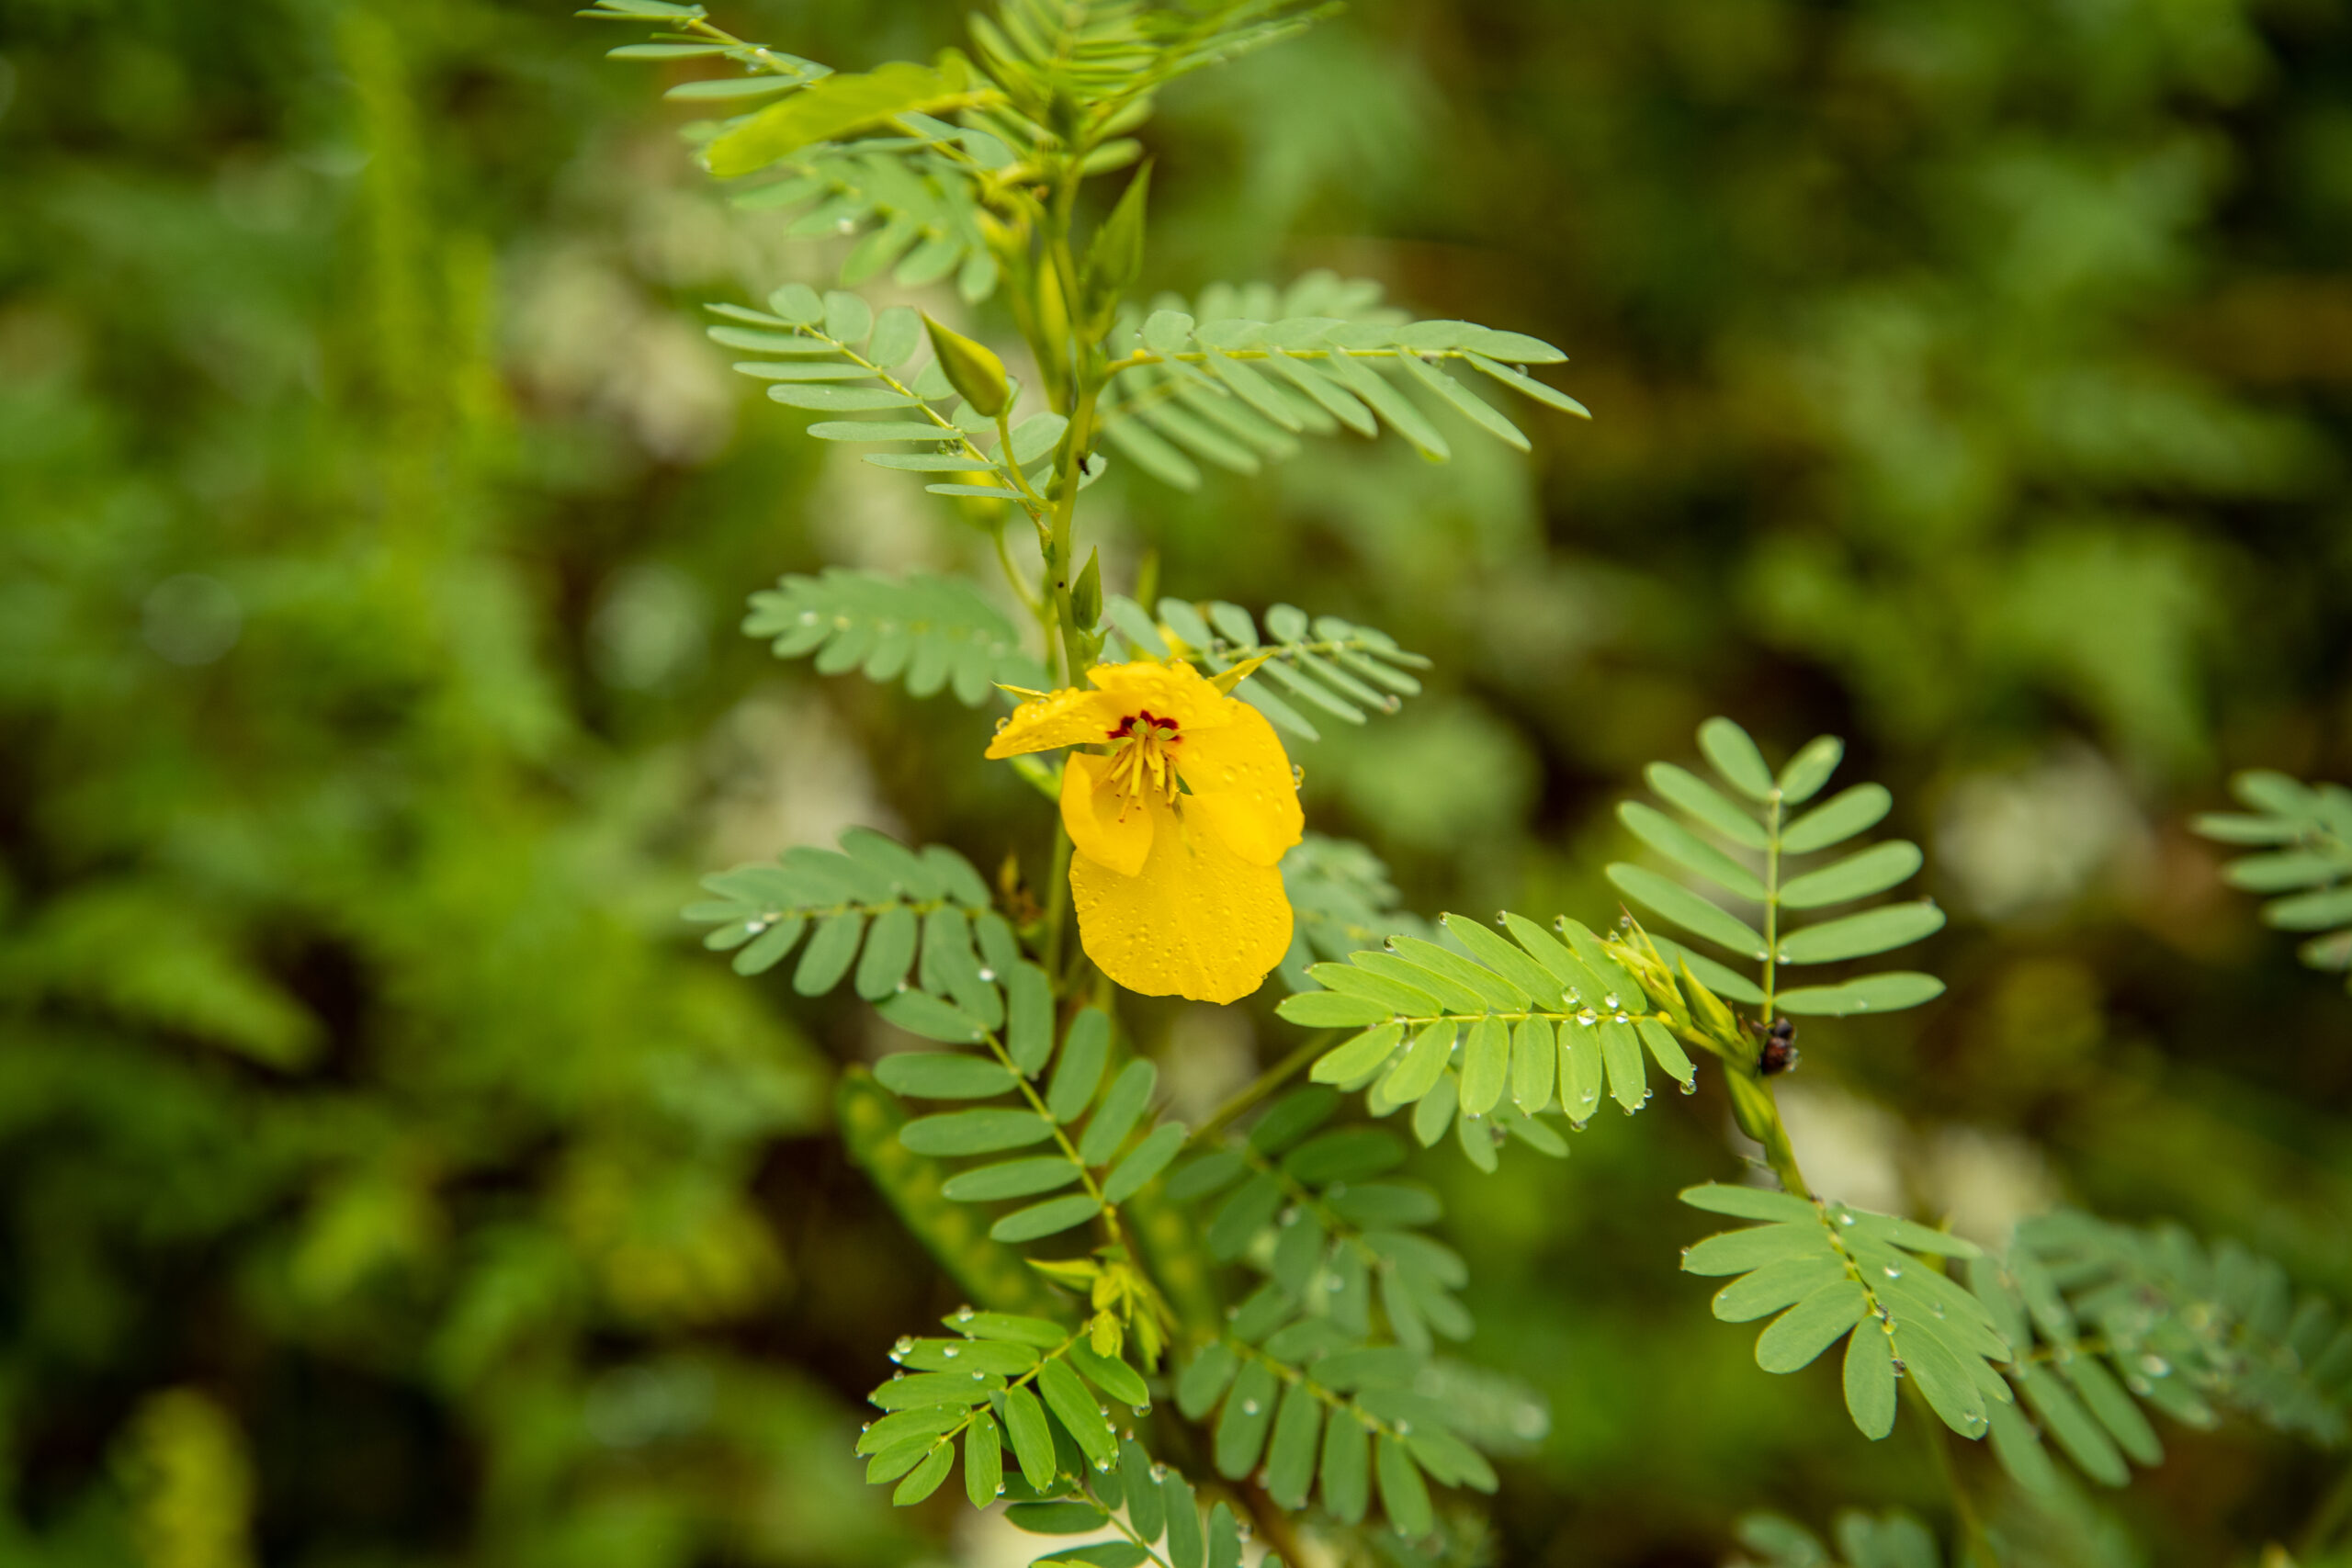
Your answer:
(5, 0), (2351, 1563)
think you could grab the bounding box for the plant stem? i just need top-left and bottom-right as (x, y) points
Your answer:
(2296, 1456), (2352, 1560)
(1760, 788), (1782, 1023)
(1043, 822), (1074, 981)
(990, 523), (1042, 618)
(1191, 1033), (1329, 1145)
(1238, 1482), (1309, 1563)
(1720, 1065), (1812, 1198)
(1907, 1385), (2000, 1567)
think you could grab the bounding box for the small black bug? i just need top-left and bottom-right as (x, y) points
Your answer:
(1750, 1016), (1799, 1076)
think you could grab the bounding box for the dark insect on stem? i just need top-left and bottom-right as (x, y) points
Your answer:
(1748, 1016), (1799, 1076)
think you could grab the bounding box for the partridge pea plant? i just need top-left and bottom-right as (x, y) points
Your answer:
(593, 3), (2352, 1562)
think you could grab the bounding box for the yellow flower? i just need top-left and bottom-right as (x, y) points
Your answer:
(986, 660), (1304, 1003)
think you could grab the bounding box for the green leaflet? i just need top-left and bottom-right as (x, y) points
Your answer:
(1962, 1211), (2352, 1496)
(1288, 898), (1715, 1145)
(1622, 718), (1943, 1017)
(1781, 785), (1893, 855)
(1732, 1508), (1943, 1568)
(1280, 835), (1433, 987)
(707, 53), (983, 177)
(741, 569), (1048, 705)
(1098, 273), (1577, 484)
(1679, 1186), (2011, 1444)
(1775, 903), (1945, 964)
(687, 829), (1005, 1052)
(2195, 769), (2352, 993)
(1096, 596), (1428, 744)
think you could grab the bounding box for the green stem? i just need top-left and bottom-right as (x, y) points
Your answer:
(1760, 788), (1783, 1023)
(1724, 1064), (1812, 1198)
(1041, 367), (1103, 686)
(1042, 822), (1074, 981)
(1907, 1384), (1999, 1568)
(2297, 1456), (2352, 1560)
(995, 408), (1052, 514)
(989, 523), (1042, 619)
(1075, 1474), (1177, 1568)
(975, 1011), (1125, 1250)
(1190, 1032), (1330, 1145)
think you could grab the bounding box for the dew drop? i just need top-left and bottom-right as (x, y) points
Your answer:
(798, 610), (819, 626)
(1135, 1404), (1151, 1416)
(1838, 1212), (1857, 1226)
(745, 919), (768, 934)
(1679, 1079), (1697, 1096)
(1292, 764), (1305, 787)
(971, 1371), (986, 1381)
(1891, 1359), (1908, 1376)
(2140, 1354), (2170, 1378)
(1394, 1420), (1412, 1435)
(1882, 1265), (1903, 1280)
(1603, 994), (1620, 1010)
(1569, 1118), (1589, 1132)
(941, 1347), (959, 1362)
(1241, 1400), (1261, 1416)
(977, 967), (996, 982)
(994, 717), (1008, 732)
(1327, 1276), (1346, 1292)
(891, 1371), (905, 1381)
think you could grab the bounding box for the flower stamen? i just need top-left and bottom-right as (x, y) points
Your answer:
(1103, 709), (1182, 807)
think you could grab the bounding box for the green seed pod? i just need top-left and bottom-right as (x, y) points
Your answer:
(1080, 164), (1150, 324)
(922, 314), (1012, 418)
(1072, 548), (1102, 632)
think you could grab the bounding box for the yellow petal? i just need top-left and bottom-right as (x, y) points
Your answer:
(1070, 795), (1294, 1004)
(1174, 698), (1302, 867)
(1086, 660), (1237, 733)
(1060, 752), (1154, 878)
(986, 683), (1125, 759)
